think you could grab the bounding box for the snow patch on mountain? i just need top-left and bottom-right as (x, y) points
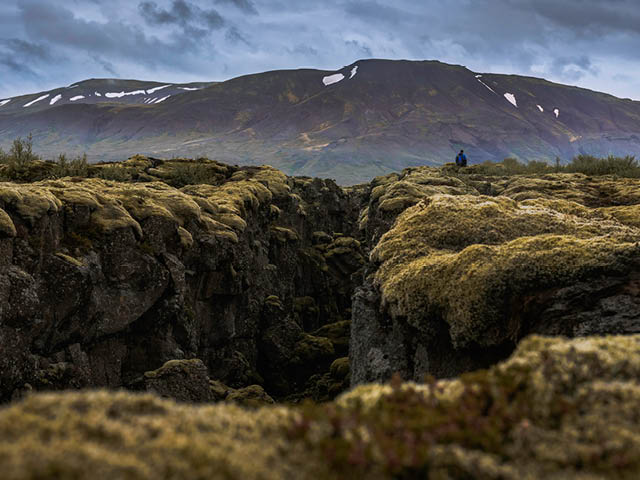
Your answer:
(350, 66), (358, 79)
(476, 75), (497, 94)
(49, 94), (62, 105)
(67, 85), (79, 89)
(537, 105), (544, 112)
(154, 95), (171, 104)
(147, 85), (172, 94)
(70, 96), (85, 101)
(178, 87), (200, 91)
(554, 108), (560, 118)
(0, 99), (11, 107)
(23, 94), (50, 108)
(323, 74), (344, 86)
(504, 93), (517, 108)
(95, 92), (102, 97)
(105, 90), (146, 99)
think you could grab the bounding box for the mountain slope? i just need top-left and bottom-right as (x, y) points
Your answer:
(1, 59), (640, 184)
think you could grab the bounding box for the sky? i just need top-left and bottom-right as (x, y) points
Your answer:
(1, 0), (640, 100)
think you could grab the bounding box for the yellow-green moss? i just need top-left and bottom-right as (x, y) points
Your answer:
(213, 213), (247, 232)
(372, 194), (640, 348)
(250, 166), (290, 200)
(184, 180), (272, 218)
(0, 182), (62, 223)
(226, 385), (276, 409)
(3, 335), (639, 479)
(143, 359), (203, 379)
(271, 226), (300, 243)
(54, 252), (84, 267)
(0, 208), (16, 237)
(371, 167), (479, 214)
(0, 391), (323, 480)
(177, 226), (194, 248)
(264, 295), (282, 308)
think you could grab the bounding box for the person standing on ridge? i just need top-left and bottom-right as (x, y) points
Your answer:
(455, 150), (468, 167)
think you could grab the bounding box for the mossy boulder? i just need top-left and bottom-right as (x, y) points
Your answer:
(371, 194), (640, 349)
(143, 359), (212, 403)
(353, 189), (640, 383)
(226, 385), (275, 408)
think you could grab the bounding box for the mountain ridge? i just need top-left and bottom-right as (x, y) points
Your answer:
(2, 58), (640, 184)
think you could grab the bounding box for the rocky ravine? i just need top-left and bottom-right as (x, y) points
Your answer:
(2, 157), (640, 406)
(0, 157), (364, 403)
(2, 158), (640, 477)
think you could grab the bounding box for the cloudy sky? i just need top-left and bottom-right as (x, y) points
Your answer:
(1, 0), (639, 100)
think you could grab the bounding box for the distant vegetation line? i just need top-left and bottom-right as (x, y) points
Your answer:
(1, 135), (639, 183)
(467, 155), (640, 178)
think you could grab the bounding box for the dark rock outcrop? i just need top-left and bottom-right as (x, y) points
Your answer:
(0, 157), (362, 402)
(142, 359), (212, 403)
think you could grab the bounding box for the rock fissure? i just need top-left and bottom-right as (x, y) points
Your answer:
(2, 158), (640, 406)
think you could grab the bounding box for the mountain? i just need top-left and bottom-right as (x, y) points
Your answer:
(1, 59), (640, 184)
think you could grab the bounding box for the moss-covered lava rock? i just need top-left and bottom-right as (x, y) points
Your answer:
(0, 335), (639, 479)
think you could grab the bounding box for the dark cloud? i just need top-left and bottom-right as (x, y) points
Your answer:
(1, 0), (640, 100)
(92, 55), (119, 76)
(225, 27), (252, 47)
(139, 0), (224, 30)
(0, 54), (39, 77)
(1, 39), (52, 62)
(525, 0), (640, 35)
(215, 0), (257, 15)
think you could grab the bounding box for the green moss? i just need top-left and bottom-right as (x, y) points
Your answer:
(54, 252), (84, 267)
(0, 391), (323, 479)
(372, 194), (640, 348)
(264, 295), (283, 308)
(139, 240), (156, 256)
(143, 359), (205, 379)
(2, 335), (640, 478)
(226, 385), (275, 409)
(292, 334), (335, 365)
(177, 226), (193, 248)
(329, 357), (349, 380)
(0, 208), (16, 237)
(271, 226), (300, 243)
(298, 334), (640, 479)
(65, 231), (93, 251)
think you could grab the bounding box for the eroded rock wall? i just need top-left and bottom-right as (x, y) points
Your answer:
(0, 158), (364, 402)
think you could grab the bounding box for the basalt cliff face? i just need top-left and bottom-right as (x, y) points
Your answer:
(0, 157), (364, 403)
(2, 158), (640, 477)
